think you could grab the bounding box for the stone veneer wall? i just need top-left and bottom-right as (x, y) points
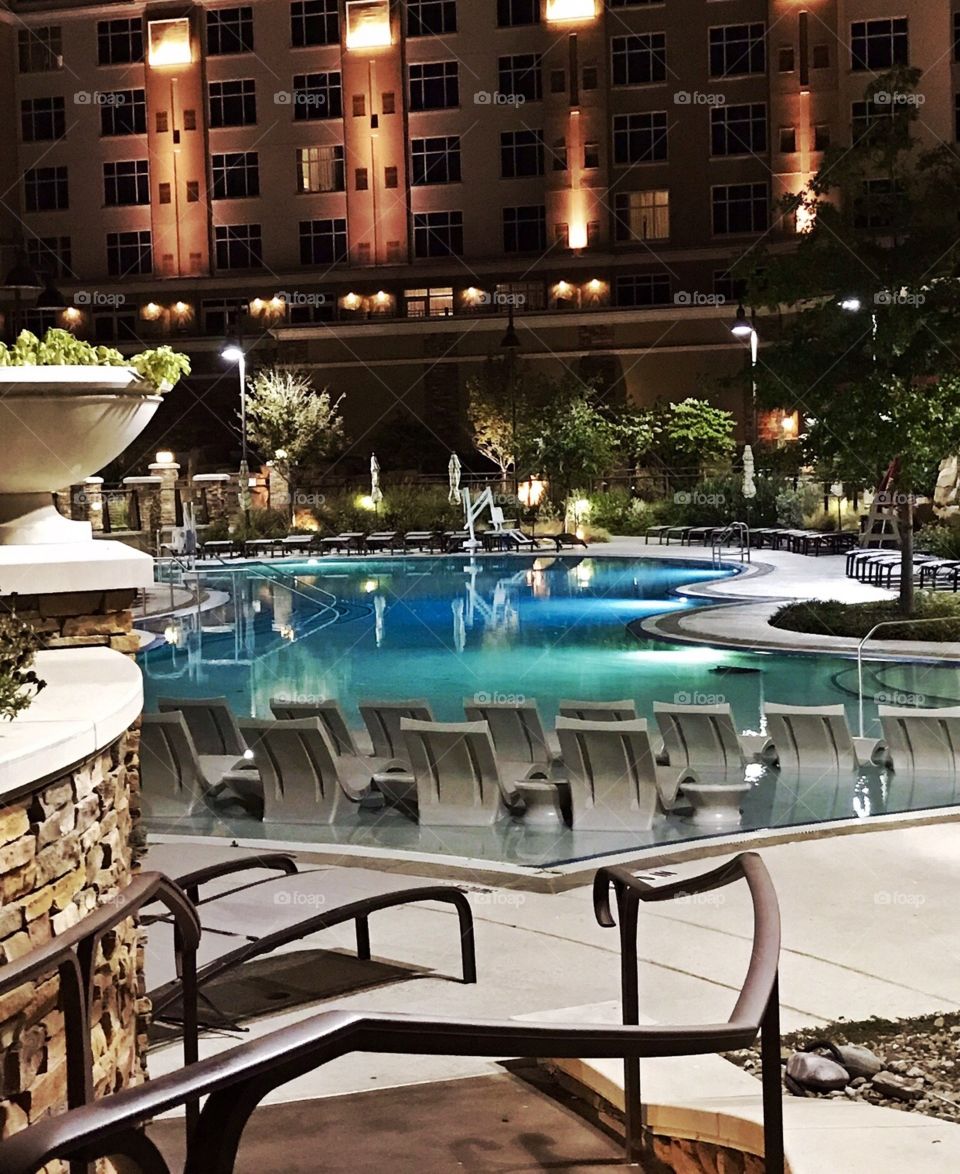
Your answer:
(651, 1134), (765, 1174)
(0, 589), (145, 1153)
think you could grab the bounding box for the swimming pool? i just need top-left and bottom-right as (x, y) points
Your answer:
(139, 554), (960, 865)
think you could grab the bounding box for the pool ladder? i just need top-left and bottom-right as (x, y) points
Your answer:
(711, 522), (751, 564)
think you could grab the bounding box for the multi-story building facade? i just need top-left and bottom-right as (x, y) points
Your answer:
(0, 0), (957, 463)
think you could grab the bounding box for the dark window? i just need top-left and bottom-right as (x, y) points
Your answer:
(382, 91), (396, 113)
(613, 111), (668, 164)
(955, 14), (960, 63)
(711, 103), (767, 155)
(183, 109), (197, 131)
(99, 90), (146, 136)
(296, 145), (345, 192)
(407, 0), (457, 36)
(615, 273), (671, 307)
(851, 18), (908, 71)
(413, 211), (464, 257)
(503, 205), (546, 253)
(709, 23), (765, 78)
(355, 167), (368, 190)
(291, 0), (340, 46)
(385, 166), (398, 188)
(501, 129), (544, 177)
(209, 80), (257, 127)
(25, 166), (68, 211)
(158, 182), (171, 204)
(778, 46), (795, 72)
(499, 55), (542, 102)
(104, 160), (150, 206)
(211, 152), (259, 199)
(25, 236), (72, 279)
(186, 180), (200, 201)
(214, 223), (263, 268)
(292, 72), (343, 119)
(411, 136), (461, 184)
(409, 61), (459, 110)
(584, 141), (599, 169)
(779, 126), (797, 153)
(852, 100), (893, 144)
(21, 97), (65, 142)
(611, 34), (667, 86)
(712, 183), (769, 234)
(97, 19), (143, 64)
(298, 218), (348, 264)
(352, 94), (366, 117)
(713, 270), (746, 303)
(814, 124), (830, 151)
(18, 27), (62, 73)
(106, 230), (151, 276)
(497, 0), (539, 27)
(855, 178), (904, 230)
(156, 111), (169, 132)
(207, 7), (254, 55)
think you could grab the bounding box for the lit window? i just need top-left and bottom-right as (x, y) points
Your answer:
(345, 0), (391, 49)
(148, 18), (192, 66)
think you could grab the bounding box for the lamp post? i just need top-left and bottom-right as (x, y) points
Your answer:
(501, 304), (521, 499)
(731, 303), (759, 446)
(221, 320), (250, 524)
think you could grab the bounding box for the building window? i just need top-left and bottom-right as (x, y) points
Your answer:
(955, 14), (960, 64)
(851, 19), (908, 71)
(382, 91), (396, 113)
(183, 109), (197, 130)
(713, 270), (746, 303)
(409, 61), (459, 110)
(211, 152), (260, 199)
(214, 223), (263, 268)
(207, 7), (254, 55)
(613, 111), (668, 164)
(407, 0), (457, 36)
(209, 80), (257, 127)
(385, 166), (398, 187)
(778, 46), (794, 73)
(296, 145), (345, 192)
(413, 211), (464, 257)
(499, 55), (543, 102)
(293, 72), (343, 119)
(355, 167), (368, 190)
(611, 34), (667, 86)
(812, 44), (829, 69)
(25, 166), (68, 211)
(99, 90), (147, 136)
(712, 183), (769, 235)
(710, 103), (767, 156)
(156, 111), (169, 132)
(18, 27), (62, 73)
(709, 24), (765, 78)
(405, 287), (454, 318)
(158, 183), (171, 204)
(97, 18), (144, 65)
(584, 141), (599, 169)
(503, 205), (546, 253)
(614, 189), (669, 241)
(551, 138), (568, 170)
(615, 273), (671, 307)
(852, 100), (893, 144)
(814, 124), (830, 151)
(187, 180), (200, 201)
(298, 218), (348, 264)
(496, 281), (545, 310)
(501, 130), (545, 177)
(955, 94), (960, 142)
(291, 0), (340, 46)
(411, 136), (461, 184)
(352, 95), (366, 117)
(20, 97), (65, 142)
(855, 178), (903, 230)
(106, 230), (151, 276)
(498, 0), (539, 27)
(26, 237), (72, 279)
(779, 126), (797, 153)
(103, 160), (150, 206)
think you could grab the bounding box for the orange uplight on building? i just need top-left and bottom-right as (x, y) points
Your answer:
(568, 221), (588, 250)
(795, 203), (816, 234)
(345, 0), (392, 48)
(147, 18), (192, 67)
(545, 0), (598, 22)
(173, 301), (189, 316)
(141, 302), (161, 320)
(519, 478), (545, 507)
(62, 307), (81, 324)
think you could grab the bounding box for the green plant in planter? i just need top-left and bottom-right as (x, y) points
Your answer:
(0, 608), (45, 721)
(0, 329), (190, 392)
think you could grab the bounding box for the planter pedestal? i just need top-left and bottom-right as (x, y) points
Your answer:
(0, 493), (93, 545)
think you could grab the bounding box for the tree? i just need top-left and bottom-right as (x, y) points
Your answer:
(466, 356), (533, 481)
(650, 397), (736, 474)
(742, 67), (960, 614)
(243, 368), (344, 510)
(526, 388), (619, 505)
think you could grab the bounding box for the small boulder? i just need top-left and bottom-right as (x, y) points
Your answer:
(835, 1044), (883, 1080)
(872, 1071), (924, 1102)
(786, 1052), (850, 1092)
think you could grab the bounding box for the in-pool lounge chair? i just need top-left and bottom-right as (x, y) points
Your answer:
(140, 843), (477, 1026)
(558, 699), (638, 722)
(463, 697), (562, 780)
(141, 712), (261, 819)
(554, 717), (707, 830)
(156, 696), (254, 784)
(876, 705), (960, 774)
(762, 703), (879, 774)
(653, 702), (768, 775)
(359, 700), (435, 807)
(400, 718), (564, 827)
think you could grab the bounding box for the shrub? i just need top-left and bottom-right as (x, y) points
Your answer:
(918, 516), (960, 559)
(771, 593), (960, 641)
(0, 609), (45, 721)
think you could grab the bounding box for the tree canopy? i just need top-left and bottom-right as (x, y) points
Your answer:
(243, 368), (344, 482)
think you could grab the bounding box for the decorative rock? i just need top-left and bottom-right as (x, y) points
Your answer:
(836, 1044), (883, 1079)
(786, 1052), (850, 1092)
(872, 1071), (924, 1101)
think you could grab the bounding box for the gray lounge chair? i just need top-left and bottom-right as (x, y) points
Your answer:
(653, 702), (768, 774)
(279, 534), (320, 555)
(365, 531), (400, 552)
(238, 717), (373, 824)
(360, 699), (434, 761)
(877, 705), (960, 774)
(763, 704), (878, 773)
(554, 717), (700, 831)
(157, 695), (250, 759)
(400, 718), (564, 828)
(141, 712), (260, 819)
(463, 697), (562, 777)
(558, 699), (638, 722)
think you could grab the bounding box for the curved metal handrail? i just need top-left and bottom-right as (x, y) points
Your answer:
(0, 855), (783, 1174)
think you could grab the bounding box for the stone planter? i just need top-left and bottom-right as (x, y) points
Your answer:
(0, 367), (162, 545)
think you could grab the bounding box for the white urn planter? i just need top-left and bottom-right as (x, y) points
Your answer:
(0, 366), (162, 545)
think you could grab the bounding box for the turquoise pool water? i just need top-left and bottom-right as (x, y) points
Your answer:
(139, 554), (960, 865)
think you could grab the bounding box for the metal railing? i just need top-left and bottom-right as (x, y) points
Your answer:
(712, 521), (751, 564)
(857, 615), (959, 737)
(0, 853), (784, 1174)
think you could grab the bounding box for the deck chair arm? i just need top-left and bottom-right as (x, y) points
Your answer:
(168, 852), (300, 902)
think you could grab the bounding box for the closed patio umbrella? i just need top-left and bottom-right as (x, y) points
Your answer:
(742, 445), (757, 500)
(370, 453), (383, 505)
(448, 452), (462, 505)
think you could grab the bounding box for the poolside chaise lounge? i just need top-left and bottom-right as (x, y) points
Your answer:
(876, 705), (960, 774)
(403, 530), (444, 550)
(321, 531), (366, 553)
(200, 538), (240, 559)
(400, 718), (565, 827)
(365, 530), (400, 552)
(554, 717), (708, 830)
(244, 537), (283, 558)
(558, 699), (638, 722)
(279, 533), (322, 555)
(653, 702), (768, 775)
(141, 712), (261, 819)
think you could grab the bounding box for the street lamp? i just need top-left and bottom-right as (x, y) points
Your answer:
(501, 304), (522, 498)
(840, 295), (877, 359)
(730, 303), (759, 444)
(221, 329), (250, 522)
